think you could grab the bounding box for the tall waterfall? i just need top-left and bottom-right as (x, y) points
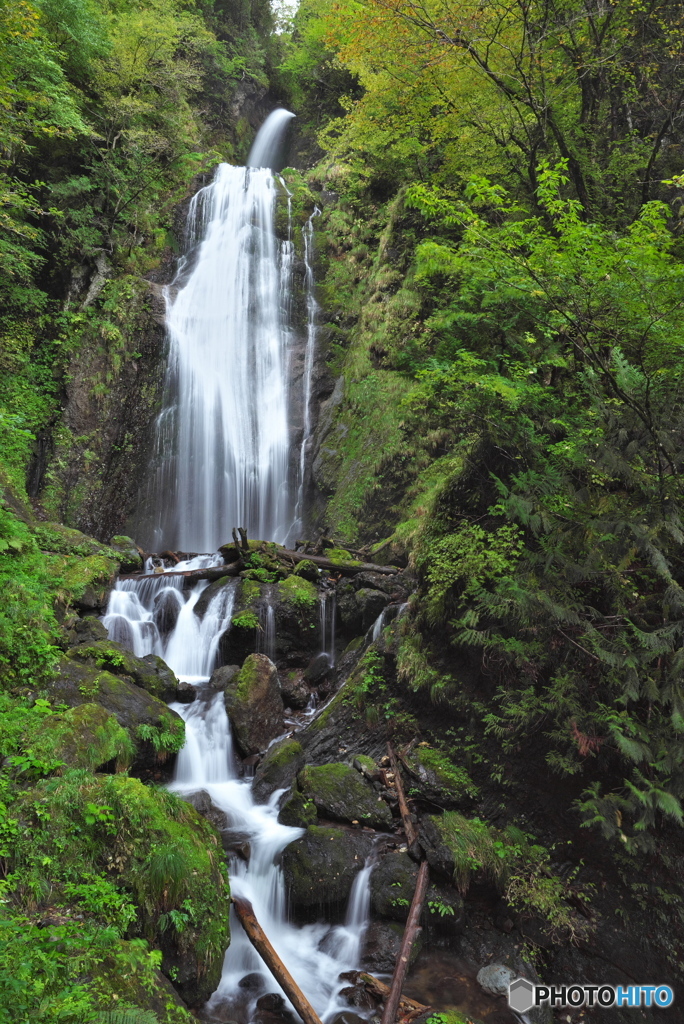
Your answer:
(140, 110), (296, 552)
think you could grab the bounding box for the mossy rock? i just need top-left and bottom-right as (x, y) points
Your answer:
(294, 559), (320, 582)
(273, 577), (321, 667)
(252, 737), (305, 803)
(370, 850), (464, 928)
(14, 772), (230, 1007)
(31, 703), (134, 771)
(95, 957), (195, 1023)
(281, 825), (376, 914)
(108, 534), (143, 573)
(194, 574), (236, 618)
(67, 639), (179, 702)
(277, 575), (318, 609)
(33, 522), (118, 559)
(298, 762), (392, 829)
(217, 578), (264, 665)
(49, 655), (185, 775)
(278, 788), (317, 828)
(404, 745), (479, 808)
(224, 654), (284, 756)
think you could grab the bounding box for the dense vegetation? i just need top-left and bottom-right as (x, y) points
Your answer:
(3, 0), (684, 1014)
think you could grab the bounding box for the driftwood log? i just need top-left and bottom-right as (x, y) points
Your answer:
(118, 547), (401, 582)
(380, 859), (430, 1024)
(355, 973), (430, 1019)
(231, 896), (323, 1024)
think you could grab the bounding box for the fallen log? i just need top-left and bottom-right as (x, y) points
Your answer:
(387, 743), (418, 849)
(232, 896), (323, 1024)
(380, 859), (430, 1024)
(118, 563), (243, 582)
(118, 547), (401, 582)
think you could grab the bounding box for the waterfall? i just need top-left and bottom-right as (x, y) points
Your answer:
(105, 111), (379, 1022)
(138, 110), (296, 553)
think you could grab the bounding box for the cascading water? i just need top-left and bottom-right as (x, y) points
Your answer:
(105, 111), (379, 1024)
(138, 110), (296, 552)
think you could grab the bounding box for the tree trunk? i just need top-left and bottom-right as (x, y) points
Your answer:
(380, 860), (430, 1024)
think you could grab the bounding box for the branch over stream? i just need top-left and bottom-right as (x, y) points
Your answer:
(118, 548), (402, 582)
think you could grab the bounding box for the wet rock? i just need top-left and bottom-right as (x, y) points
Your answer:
(49, 654), (184, 775)
(152, 587), (182, 636)
(353, 572), (408, 599)
(69, 616), (109, 645)
(280, 669), (311, 709)
(256, 994), (286, 1012)
(273, 576), (320, 667)
(335, 580), (362, 635)
(278, 788), (317, 828)
(281, 825), (376, 914)
(252, 737), (305, 803)
(108, 534), (143, 573)
(218, 579), (264, 666)
(224, 654), (285, 757)
(175, 681), (197, 703)
(402, 745), (478, 809)
(303, 652), (333, 686)
(355, 588), (390, 632)
(239, 972), (265, 990)
(298, 762), (392, 829)
(476, 964), (515, 997)
(363, 920), (422, 974)
(370, 850), (464, 928)
(195, 575), (237, 618)
(329, 1013), (367, 1024)
(183, 789), (230, 832)
(209, 664), (240, 691)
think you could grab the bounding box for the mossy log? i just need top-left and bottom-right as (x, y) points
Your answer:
(119, 548), (401, 582)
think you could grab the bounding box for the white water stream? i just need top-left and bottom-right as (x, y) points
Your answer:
(105, 111), (377, 1022)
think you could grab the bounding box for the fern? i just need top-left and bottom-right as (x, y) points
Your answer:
(93, 1008), (160, 1024)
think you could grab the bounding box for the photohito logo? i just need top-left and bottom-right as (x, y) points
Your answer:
(508, 977), (674, 1012)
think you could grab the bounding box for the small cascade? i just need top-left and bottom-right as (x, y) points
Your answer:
(166, 678), (376, 1023)
(257, 600), (276, 662)
(371, 608), (386, 642)
(319, 591), (337, 667)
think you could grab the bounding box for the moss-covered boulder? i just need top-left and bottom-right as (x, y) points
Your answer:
(69, 615), (109, 645)
(67, 639), (179, 702)
(224, 654), (285, 757)
(209, 663), (240, 691)
(273, 575), (320, 667)
(13, 772), (230, 1007)
(403, 745), (479, 809)
(49, 655), (184, 775)
(294, 559), (320, 582)
(278, 788), (318, 827)
(252, 737), (305, 803)
(108, 534), (143, 572)
(281, 825), (376, 915)
(195, 574), (237, 618)
(217, 578), (264, 666)
(30, 703), (134, 771)
(297, 762), (392, 829)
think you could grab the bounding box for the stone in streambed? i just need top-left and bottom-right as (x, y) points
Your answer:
(370, 849), (464, 927)
(278, 788), (317, 828)
(280, 668), (311, 709)
(281, 825), (376, 914)
(303, 652), (333, 686)
(252, 737), (305, 804)
(355, 588), (390, 632)
(363, 920), (422, 974)
(297, 762), (392, 829)
(224, 654), (285, 757)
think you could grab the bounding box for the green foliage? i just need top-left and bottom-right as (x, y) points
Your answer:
(277, 574), (318, 609)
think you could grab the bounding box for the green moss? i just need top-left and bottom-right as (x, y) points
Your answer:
(298, 762), (392, 827)
(53, 552), (118, 600)
(353, 754), (376, 773)
(277, 575), (318, 608)
(136, 711), (185, 759)
(293, 559), (319, 581)
(31, 704), (134, 771)
(324, 547), (361, 565)
(240, 578), (261, 605)
(231, 611), (260, 630)
(279, 789), (317, 828)
(414, 745), (479, 800)
(265, 739), (303, 771)
(427, 1014), (485, 1024)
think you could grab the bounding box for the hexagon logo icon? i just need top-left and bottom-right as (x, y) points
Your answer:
(509, 977), (535, 1014)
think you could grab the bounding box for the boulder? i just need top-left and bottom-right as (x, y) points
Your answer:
(183, 789), (230, 832)
(281, 826), (376, 914)
(278, 789), (317, 828)
(280, 669), (312, 709)
(108, 534), (143, 573)
(370, 849), (464, 928)
(66, 640), (179, 703)
(303, 653), (333, 686)
(49, 655), (184, 775)
(224, 654), (285, 757)
(297, 762), (392, 829)
(218, 579), (264, 666)
(252, 738), (305, 804)
(209, 664), (240, 691)
(476, 964), (515, 997)
(402, 745), (478, 809)
(175, 681), (197, 703)
(355, 588), (390, 632)
(293, 559), (320, 582)
(273, 576), (321, 667)
(363, 920), (422, 974)
(31, 703), (134, 771)
(195, 575), (237, 619)
(69, 616), (109, 645)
